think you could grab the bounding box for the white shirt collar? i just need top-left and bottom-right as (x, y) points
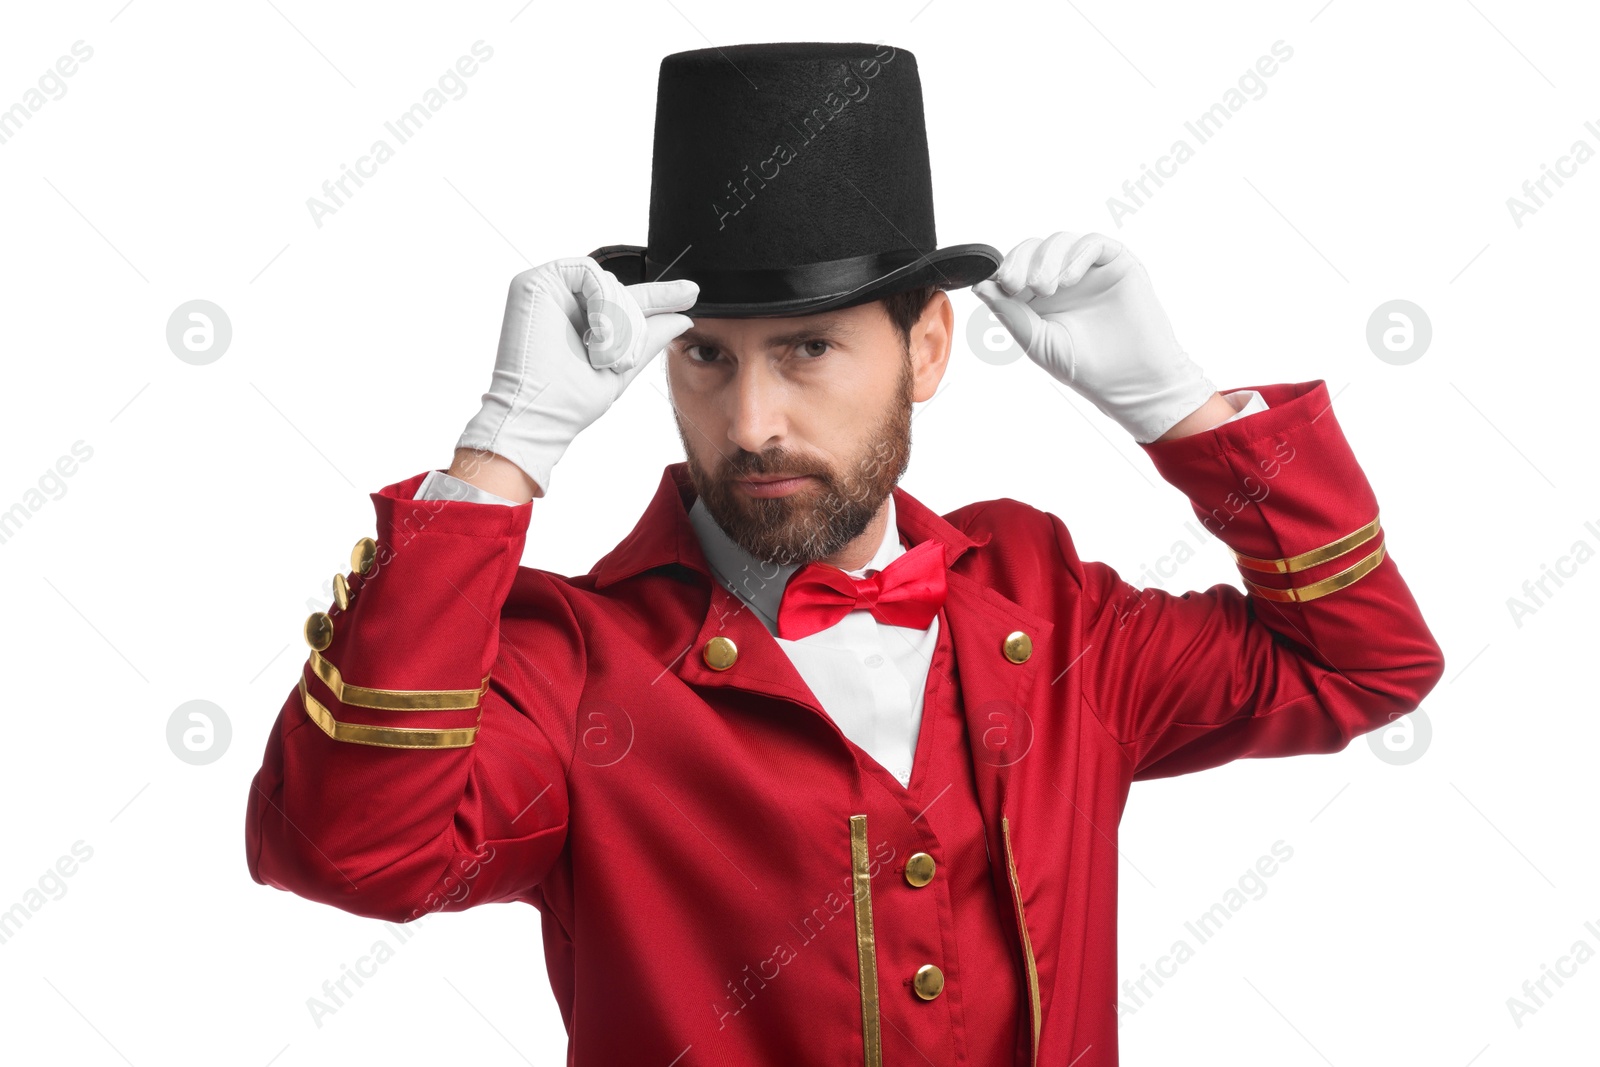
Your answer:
(687, 492), (904, 636)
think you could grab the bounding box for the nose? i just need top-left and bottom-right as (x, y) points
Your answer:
(724, 359), (790, 456)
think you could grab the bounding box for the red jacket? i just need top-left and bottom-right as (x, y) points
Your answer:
(245, 379), (1445, 1065)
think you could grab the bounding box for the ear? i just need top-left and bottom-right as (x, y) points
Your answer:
(910, 290), (954, 403)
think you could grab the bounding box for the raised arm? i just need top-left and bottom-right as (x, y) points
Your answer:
(244, 258), (698, 920)
(244, 480), (578, 920)
(1062, 379), (1445, 779)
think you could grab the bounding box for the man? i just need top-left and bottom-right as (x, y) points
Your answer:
(245, 42), (1445, 1066)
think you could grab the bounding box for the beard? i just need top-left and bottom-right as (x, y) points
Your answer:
(677, 352), (914, 568)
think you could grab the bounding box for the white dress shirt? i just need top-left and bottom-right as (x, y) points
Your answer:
(688, 491), (937, 785)
(415, 389), (1271, 785)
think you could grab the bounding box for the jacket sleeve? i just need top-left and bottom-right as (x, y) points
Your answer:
(1057, 380), (1446, 781)
(244, 473), (581, 921)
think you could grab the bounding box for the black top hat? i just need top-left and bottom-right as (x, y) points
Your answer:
(590, 41), (999, 318)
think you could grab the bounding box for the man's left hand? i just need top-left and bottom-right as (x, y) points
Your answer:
(972, 231), (1219, 444)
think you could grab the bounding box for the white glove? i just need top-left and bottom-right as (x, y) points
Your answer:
(457, 257), (698, 493)
(972, 231), (1218, 444)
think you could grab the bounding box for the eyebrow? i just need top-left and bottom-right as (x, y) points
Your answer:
(674, 315), (860, 350)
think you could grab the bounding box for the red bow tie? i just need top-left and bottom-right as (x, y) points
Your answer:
(776, 537), (948, 640)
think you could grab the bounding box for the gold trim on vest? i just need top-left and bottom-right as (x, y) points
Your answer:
(1002, 815), (1041, 1067)
(850, 814), (882, 1067)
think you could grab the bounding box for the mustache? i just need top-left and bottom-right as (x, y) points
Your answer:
(722, 452), (829, 480)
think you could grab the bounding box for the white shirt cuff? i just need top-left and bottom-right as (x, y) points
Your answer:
(1218, 389), (1269, 425)
(415, 469), (519, 506)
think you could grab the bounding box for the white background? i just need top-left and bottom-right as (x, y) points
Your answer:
(1, 1), (1595, 1063)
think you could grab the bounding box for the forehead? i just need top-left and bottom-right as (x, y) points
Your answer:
(675, 301), (888, 347)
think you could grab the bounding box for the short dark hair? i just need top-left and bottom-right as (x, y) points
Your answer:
(879, 284), (941, 349)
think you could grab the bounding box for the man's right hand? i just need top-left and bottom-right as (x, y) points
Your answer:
(452, 257), (698, 500)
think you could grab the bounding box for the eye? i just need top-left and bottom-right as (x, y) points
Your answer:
(799, 339), (832, 358)
(683, 344), (719, 363)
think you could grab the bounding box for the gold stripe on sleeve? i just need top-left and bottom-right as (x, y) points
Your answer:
(309, 650), (489, 711)
(1243, 542), (1387, 603)
(850, 814), (882, 1067)
(298, 678), (478, 749)
(1231, 513), (1382, 575)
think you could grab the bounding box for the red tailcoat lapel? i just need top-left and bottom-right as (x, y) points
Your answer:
(589, 462), (1055, 835)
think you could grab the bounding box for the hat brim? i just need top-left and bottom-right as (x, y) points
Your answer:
(588, 243), (1001, 319)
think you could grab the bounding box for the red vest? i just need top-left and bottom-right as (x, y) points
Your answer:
(896, 600), (1029, 1064)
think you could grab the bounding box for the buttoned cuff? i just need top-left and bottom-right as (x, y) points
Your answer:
(303, 473), (534, 698)
(1138, 381), (1384, 603)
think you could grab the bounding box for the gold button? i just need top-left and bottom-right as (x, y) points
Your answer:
(913, 963), (944, 1000)
(304, 611), (334, 651)
(351, 537), (378, 576)
(905, 852), (936, 888)
(703, 635), (738, 671)
(1002, 630), (1032, 664)
(332, 573), (352, 611)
